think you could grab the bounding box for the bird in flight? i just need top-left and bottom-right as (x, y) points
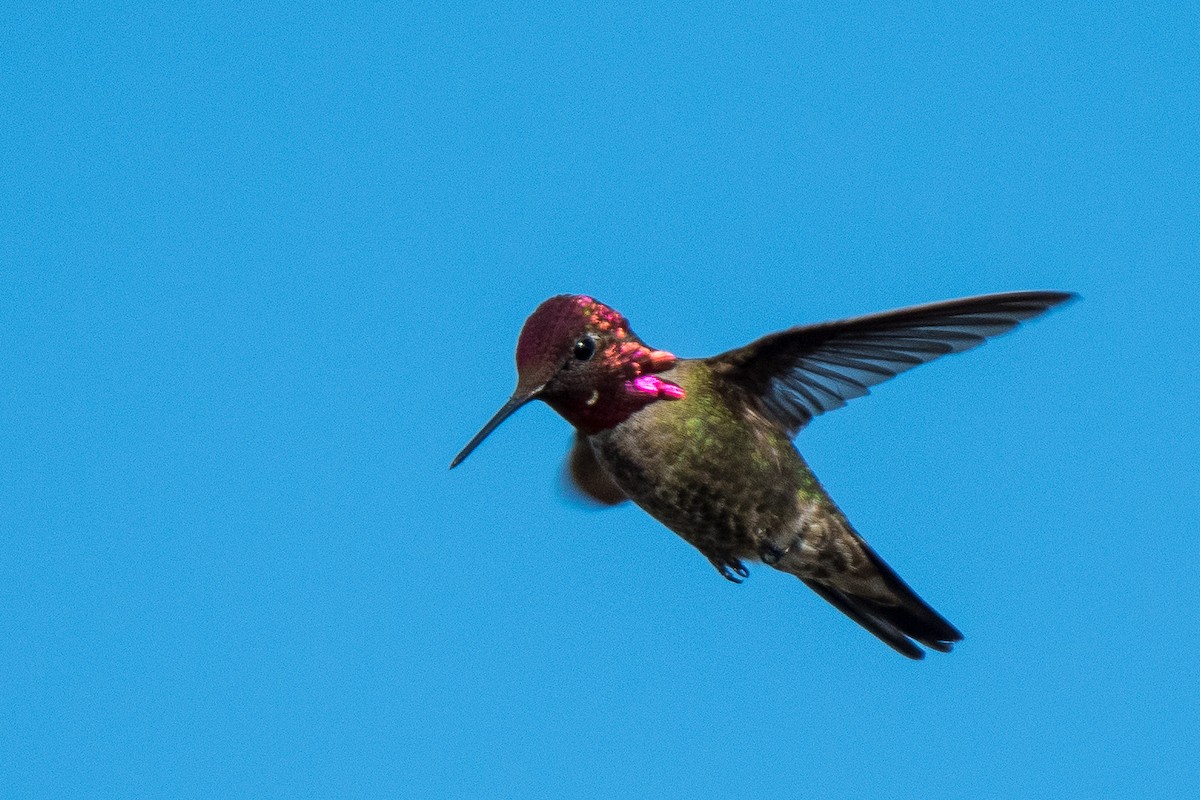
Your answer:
(451, 291), (1073, 658)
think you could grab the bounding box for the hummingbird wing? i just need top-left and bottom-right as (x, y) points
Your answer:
(708, 291), (1074, 436)
(562, 432), (629, 506)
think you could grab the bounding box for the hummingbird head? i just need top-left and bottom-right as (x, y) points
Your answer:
(450, 295), (685, 467)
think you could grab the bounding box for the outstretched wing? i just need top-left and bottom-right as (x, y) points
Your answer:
(709, 291), (1074, 437)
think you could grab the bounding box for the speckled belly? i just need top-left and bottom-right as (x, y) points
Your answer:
(589, 422), (799, 562)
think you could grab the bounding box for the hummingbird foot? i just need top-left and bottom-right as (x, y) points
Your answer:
(708, 556), (750, 584)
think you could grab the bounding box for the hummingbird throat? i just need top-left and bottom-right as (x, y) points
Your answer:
(559, 296), (687, 431)
(626, 374), (686, 400)
(605, 334), (684, 400)
(569, 295), (685, 397)
(558, 338), (685, 432)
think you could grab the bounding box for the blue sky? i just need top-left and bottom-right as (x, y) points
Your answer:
(3, 3), (1198, 797)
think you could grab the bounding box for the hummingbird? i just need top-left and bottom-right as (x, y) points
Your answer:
(451, 291), (1073, 659)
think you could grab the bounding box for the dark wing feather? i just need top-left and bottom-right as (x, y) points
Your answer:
(709, 291), (1074, 436)
(562, 432), (628, 506)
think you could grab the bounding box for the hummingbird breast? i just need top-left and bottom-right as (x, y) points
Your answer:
(587, 360), (810, 564)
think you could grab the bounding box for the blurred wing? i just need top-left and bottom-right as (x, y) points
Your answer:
(562, 433), (628, 506)
(709, 291), (1074, 437)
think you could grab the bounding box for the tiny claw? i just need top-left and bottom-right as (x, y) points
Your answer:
(710, 557), (749, 584)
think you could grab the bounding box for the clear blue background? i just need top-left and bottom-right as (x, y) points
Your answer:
(3, 3), (1197, 797)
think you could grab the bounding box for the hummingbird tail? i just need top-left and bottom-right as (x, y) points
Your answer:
(800, 539), (963, 659)
(802, 579), (961, 659)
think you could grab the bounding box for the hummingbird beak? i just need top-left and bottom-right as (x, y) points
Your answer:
(449, 385), (543, 468)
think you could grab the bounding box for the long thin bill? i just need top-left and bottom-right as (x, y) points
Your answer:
(449, 389), (540, 468)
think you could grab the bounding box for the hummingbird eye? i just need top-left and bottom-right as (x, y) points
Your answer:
(573, 335), (596, 361)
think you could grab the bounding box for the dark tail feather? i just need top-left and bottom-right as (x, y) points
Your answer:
(802, 545), (963, 660)
(802, 580), (958, 659)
